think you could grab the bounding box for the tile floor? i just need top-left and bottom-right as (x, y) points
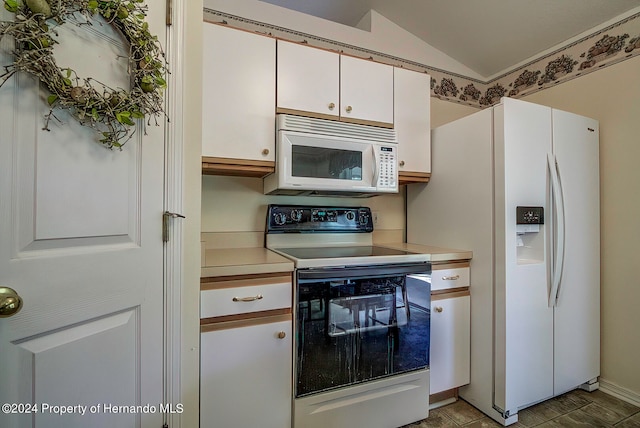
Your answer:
(403, 389), (640, 427)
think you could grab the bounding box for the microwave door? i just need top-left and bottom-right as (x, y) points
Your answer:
(277, 131), (376, 192)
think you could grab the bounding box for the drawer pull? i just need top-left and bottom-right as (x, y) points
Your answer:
(434, 307), (443, 313)
(277, 331), (286, 339)
(442, 275), (460, 281)
(232, 294), (263, 302)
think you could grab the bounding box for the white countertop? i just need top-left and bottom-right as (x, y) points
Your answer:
(378, 243), (472, 263)
(201, 247), (294, 278)
(201, 243), (471, 278)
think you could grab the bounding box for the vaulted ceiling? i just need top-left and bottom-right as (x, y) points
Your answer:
(260, 0), (640, 78)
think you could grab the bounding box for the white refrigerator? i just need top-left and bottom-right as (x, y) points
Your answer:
(407, 97), (600, 425)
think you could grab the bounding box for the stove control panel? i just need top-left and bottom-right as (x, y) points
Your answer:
(266, 205), (373, 233)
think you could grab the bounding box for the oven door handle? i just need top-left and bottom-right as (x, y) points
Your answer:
(297, 262), (431, 281)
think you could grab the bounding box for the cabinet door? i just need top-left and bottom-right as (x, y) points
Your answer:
(201, 319), (292, 428)
(202, 23), (275, 161)
(277, 40), (339, 119)
(340, 55), (394, 126)
(394, 68), (431, 173)
(430, 295), (470, 394)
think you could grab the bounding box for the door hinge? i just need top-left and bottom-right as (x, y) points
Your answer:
(166, 0), (172, 26)
(163, 211), (185, 242)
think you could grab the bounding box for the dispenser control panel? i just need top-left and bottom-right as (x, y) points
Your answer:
(516, 206), (544, 224)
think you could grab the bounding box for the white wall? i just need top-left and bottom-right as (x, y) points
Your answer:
(431, 98), (479, 129)
(201, 176), (405, 237)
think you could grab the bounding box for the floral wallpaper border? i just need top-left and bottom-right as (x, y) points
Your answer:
(203, 8), (640, 109)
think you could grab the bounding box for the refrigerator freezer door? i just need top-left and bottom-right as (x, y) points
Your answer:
(495, 98), (554, 414)
(551, 109), (600, 395)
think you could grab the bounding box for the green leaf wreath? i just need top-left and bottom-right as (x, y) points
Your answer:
(0, 0), (167, 149)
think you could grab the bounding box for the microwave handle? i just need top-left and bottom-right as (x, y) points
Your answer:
(371, 145), (379, 186)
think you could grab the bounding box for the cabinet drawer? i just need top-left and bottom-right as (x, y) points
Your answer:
(201, 276), (292, 318)
(431, 264), (470, 291)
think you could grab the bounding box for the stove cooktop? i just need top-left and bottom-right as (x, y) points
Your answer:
(265, 205), (430, 268)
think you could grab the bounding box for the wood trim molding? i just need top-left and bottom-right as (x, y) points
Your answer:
(432, 261), (471, 270)
(339, 116), (394, 129)
(599, 378), (640, 407)
(431, 288), (470, 300)
(399, 171), (431, 185)
(201, 272), (292, 289)
(200, 309), (292, 331)
(202, 156), (275, 178)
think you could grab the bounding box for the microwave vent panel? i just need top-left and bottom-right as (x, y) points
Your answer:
(277, 114), (397, 143)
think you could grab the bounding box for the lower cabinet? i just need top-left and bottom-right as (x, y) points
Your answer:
(200, 272), (293, 428)
(430, 292), (471, 395)
(200, 316), (292, 428)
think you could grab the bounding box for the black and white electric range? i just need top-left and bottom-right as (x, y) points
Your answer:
(265, 204), (432, 428)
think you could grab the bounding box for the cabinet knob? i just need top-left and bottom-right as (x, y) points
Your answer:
(262, 149), (270, 156)
(328, 102), (335, 111)
(345, 105), (353, 113)
(277, 331), (286, 339)
(434, 306), (443, 313)
(399, 160), (405, 167)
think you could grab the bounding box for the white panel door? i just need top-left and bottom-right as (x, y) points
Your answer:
(393, 67), (431, 174)
(430, 295), (470, 394)
(202, 23), (276, 161)
(0, 3), (166, 428)
(276, 40), (339, 119)
(551, 109), (600, 394)
(200, 319), (292, 428)
(340, 55), (393, 126)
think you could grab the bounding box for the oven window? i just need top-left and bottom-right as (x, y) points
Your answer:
(291, 145), (363, 181)
(296, 271), (430, 397)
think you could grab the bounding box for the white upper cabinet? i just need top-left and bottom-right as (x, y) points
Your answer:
(340, 55), (394, 126)
(277, 40), (340, 120)
(394, 67), (431, 174)
(277, 40), (394, 127)
(202, 23), (276, 162)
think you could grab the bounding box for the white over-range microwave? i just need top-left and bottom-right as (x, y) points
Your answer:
(264, 114), (399, 196)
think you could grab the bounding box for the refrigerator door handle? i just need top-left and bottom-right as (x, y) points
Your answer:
(547, 153), (566, 307)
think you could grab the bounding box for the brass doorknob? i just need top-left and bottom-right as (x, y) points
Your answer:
(0, 287), (23, 318)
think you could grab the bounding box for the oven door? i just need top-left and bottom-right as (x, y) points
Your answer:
(295, 262), (431, 397)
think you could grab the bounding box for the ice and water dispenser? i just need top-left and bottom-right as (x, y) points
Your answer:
(516, 206), (545, 264)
